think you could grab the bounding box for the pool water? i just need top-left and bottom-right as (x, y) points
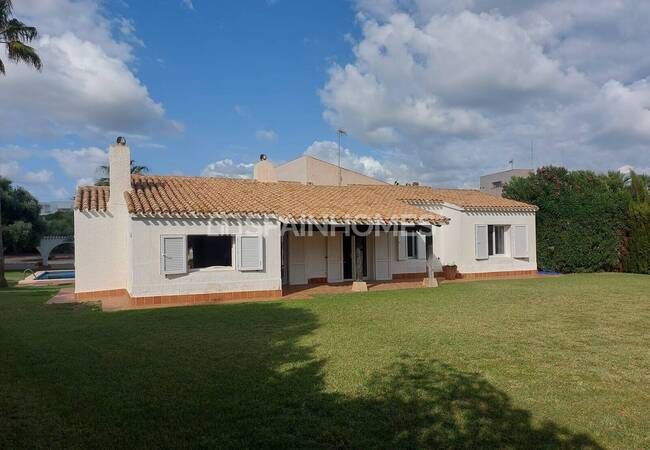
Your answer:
(36, 270), (75, 280)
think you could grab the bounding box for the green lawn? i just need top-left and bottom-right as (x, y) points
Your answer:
(1, 273), (649, 449)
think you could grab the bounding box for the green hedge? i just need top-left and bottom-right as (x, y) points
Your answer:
(622, 196), (650, 274)
(503, 167), (632, 273)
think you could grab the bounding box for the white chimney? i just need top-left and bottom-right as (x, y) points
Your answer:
(253, 154), (278, 182)
(107, 136), (131, 211)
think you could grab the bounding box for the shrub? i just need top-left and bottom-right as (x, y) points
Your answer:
(504, 167), (628, 273)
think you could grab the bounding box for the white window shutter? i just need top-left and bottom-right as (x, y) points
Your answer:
(237, 235), (263, 271)
(416, 232), (426, 260)
(161, 235), (187, 275)
(475, 224), (488, 260)
(512, 225), (529, 258)
(397, 232), (408, 261)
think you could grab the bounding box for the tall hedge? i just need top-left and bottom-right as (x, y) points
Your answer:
(503, 167), (629, 273)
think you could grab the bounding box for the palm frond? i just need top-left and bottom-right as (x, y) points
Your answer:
(0, 1), (13, 29)
(7, 40), (41, 71)
(1, 19), (38, 42)
(130, 160), (149, 175)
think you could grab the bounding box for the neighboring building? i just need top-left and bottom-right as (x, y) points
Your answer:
(480, 169), (533, 197)
(74, 143), (538, 307)
(276, 155), (388, 186)
(40, 201), (74, 216)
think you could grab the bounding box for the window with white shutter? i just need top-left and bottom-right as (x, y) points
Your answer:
(475, 224), (488, 260)
(512, 225), (529, 258)
(160, 235), (187, 275)
(237, 235), (263, 271)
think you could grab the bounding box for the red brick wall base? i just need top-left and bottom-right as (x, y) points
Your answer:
(75, 289), (129, 300)
(458, 270), (538, 280)
(75, 288), (283, 307)
(392, 272), (427, 280)
(128, 289), (283, 307)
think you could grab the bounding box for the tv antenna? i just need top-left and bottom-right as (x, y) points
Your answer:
(337, 128), (347, 186)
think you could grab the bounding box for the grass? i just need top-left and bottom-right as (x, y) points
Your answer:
(1, 272), (649, 449)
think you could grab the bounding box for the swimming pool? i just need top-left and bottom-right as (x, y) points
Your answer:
(35, 270), (75, 280)
(18, 270), (76, 286)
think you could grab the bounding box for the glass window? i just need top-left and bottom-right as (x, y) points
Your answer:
(488, 225), (506, 256)
(187, 235), (233, 269)
(406, 233), (418, 259)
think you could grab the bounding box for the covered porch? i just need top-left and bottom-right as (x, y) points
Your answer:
(280, 224), (440, 291)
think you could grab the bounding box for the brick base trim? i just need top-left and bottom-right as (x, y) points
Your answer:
(75, 289), (129, 300)
(128, 289), (283, 307)
(458, 270), (538, 280)
(392, 272), (427, 280)
(308, 277), (328, 285)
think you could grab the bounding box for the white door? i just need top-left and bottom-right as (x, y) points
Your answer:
(288, 234), (307, 285)
(374, 232), (391, 280)
(327, 233), (343, 282)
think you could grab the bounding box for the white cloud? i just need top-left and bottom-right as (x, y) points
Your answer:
(49, 147), (108, 180)
(1, 0), (180, 139)
(323, 1), (650, 187)
(0, 147), (53, 185)
(304, 141), (393, 181)
(202, 159), (254, 178)
(181, 0), (194, 10)
(0, 161), (53, 185)
(75, 177), (96, 188)
(255, 129), (278, 142)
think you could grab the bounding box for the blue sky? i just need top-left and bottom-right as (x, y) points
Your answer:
(2, 0), (650, 201)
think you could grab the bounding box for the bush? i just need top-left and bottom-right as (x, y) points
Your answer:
(504, 167), (629, 273)
(622, 200), (650, 274)
(3, 221), (36, 253)
(44, 210), (74, 236)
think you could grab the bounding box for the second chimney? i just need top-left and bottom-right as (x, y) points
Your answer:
(253, 153), (278, 182)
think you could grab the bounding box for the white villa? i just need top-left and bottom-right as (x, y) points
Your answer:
(73, 140), (538, 306)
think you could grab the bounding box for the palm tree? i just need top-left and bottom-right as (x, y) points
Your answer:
(95, 161), (149, 186)
(0, 0), (42, 75)
(0, 0), (41, 287)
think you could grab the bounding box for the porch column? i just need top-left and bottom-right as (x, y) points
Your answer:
(423, 227), (439, 288)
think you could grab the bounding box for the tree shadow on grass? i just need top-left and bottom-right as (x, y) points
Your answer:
(2, 301), (603, 449)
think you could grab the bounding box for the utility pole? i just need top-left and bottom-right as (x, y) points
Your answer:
(337, 128), (347, 187)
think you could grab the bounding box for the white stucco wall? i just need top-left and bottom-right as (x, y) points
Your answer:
(127, 217), (282, 297)
(426, 204), (537, 274)
(276, 156), (388, 186)
(74, 209), (128, 294)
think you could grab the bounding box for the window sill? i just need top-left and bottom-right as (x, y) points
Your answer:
(189, 266), (235, 273)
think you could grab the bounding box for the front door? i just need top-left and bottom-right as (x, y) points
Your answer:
(342, 235), (368, 280)
(342, 235), (353, 280)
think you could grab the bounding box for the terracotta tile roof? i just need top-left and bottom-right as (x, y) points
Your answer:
(122, 175), (448, 225)
(360, 186), (538, 211)
(74, 175), (537, 221)
(75, 186), (110, 212)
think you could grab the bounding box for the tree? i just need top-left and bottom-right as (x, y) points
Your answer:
(0, 178), (45, 251)
(43, 210), (74, 236)
(0, 0), (42, 75)
(95, 160), (149, 186)
(0, 0), (41, 287)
